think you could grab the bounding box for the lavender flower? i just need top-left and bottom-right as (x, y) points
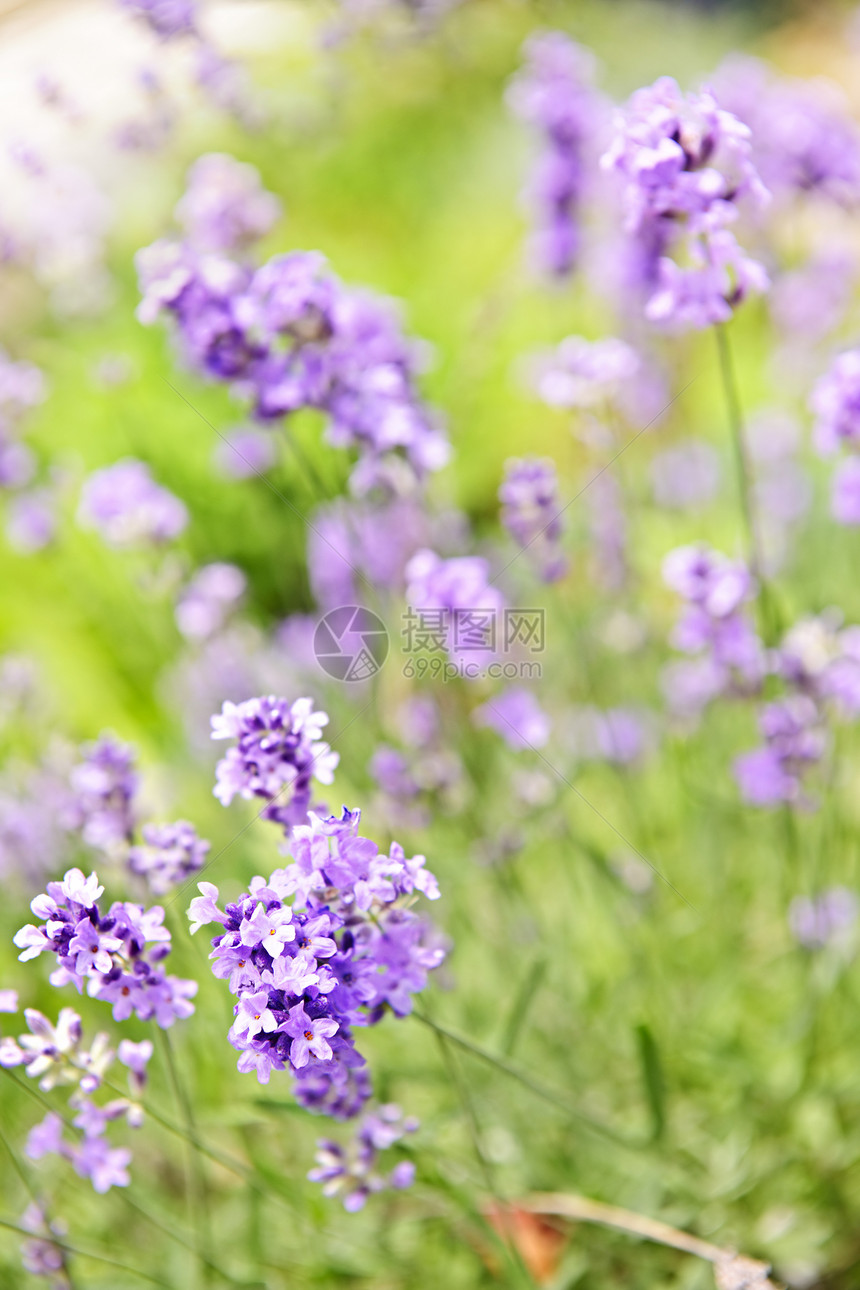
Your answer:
(137, 167), (450, 490)
(507, 32), (603, 277)
(499, 457), (567, 582)
(473, 687), (551, 750)
(532, 334), (640, 412)
(175, 154), (281, 254)
(733, 696), (826, 807)
(118, 0), (197, 39)
(13, 868), (197, 1028)
(211, 695), (338, 831)
(810, 350), (860, 456)
(20, 1204), (69, 1285)
(175, 562), (246, 640)
(662, 544), (763, 701)
(789, 888), (858, 950)
(601, 77), (769, 327)
(128, 821), (210, 895)
(6, 489), (56, 554)
(67, 736), (138, 851)
(78, 459), (188, 546)
(212, 425), (277, 478)
(309, 1105), (418, 1210)
(404, 549), (505, 668)
(188, 807), (443, 1127)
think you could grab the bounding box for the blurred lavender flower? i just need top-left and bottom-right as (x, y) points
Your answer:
(68, 736), (138, 851)
(309, 1105), (418, 1210)
(564, 705), (657, 766)
(651, 440), (721, 510)
(212, 425), (276, 478)
(128, 821), (210, 895)
(118, 0), (197, 39)
(714, 55), (860, 208)
(78, 459), (187, 546)
(789, 888), (858, 949)
(507, 32), (603, 277)
(587, 473), (628, 591)
(770, 253), (857, 347)
(211, 695), (338, 831)
(473, 687), (550, 750)
(532, 334), (640, 412)
(20, 1204), (69, 1285)
(733, 695), (826, 806)
(601, 76), (769, 327)
(810, 350), (860, 455)
(499, 457), (567, 582)
(175, 154), (280, 254)
(405, 549), (505, 668)
(663, 544), (763, 697)
(6, 489), (56, 554)
(175, 562), (246, 640)
(308, 495), (437, 609)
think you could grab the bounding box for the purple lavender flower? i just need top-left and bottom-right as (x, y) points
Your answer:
(404, 549), (505, 668)
(67, 736), (138, 851)
(128, 821), (210, 895)
(0, 437), (36, 489)
(0, 347), (46, 422)
(663, 544), (763, 697)
(532, 334), (640, 411)
(118, 0), (197, 39)
(810, 350), (860, 455)
(175, 562), (246, 640)
(473, 687), (551, 750)
(499, 457), (567, 582)
(789, 888), (858, 950)
(734, 695), (826, 807)
(6, 489), (56, 554)
(308, 495), (435, 610)
(212, 425), (277, 478)
(20, 1204), (68, 1284)
(13, 868), (197, 1027)
(770, 253), (857, 346)
(601, 76), (769, 327)
(714, 55), (860, 208)
(188, 807), (443, 1123)
(507, 32), (603, 277)
(309, 1104), (418, 1210)
(211, 695), (338, 831)
(78, 459), (188, 546)
(175, 154), (281, 254)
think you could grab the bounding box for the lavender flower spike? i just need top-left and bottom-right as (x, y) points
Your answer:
(211, 695), (338, 832)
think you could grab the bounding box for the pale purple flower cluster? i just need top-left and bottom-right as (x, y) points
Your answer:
(404, 549), (505, 667)
(532, 334), (640, 412)
(118, 0), (197, 39)
(309, 1104), (417, 1210)
(499, 457), (567, 582)
(564, 704), (657, 767)
(733, 696), (826, 807)
(128, 821), (210, 895)
(507, 32), (602, 277)
(67, 735), (138, 851)
(137, 166), (449, 489)
(78, 458), (188, 546)
(714, 56), (860, 208)
(211, 695), (338, 831)
(188, 807), (443, 1124)
(19, 1204), (69, 1284)
(601, 77), (769, 327)
(175, 153), (281, 254)
(662, 544), (763, 717)
(13, 867), (197, 1027)
(175, 562), (246, 640)
(810, 350), (860, 524)
(789, 888), (858, 950)
(473, 686), (551, 751)
(0, 1006), (152, 1193)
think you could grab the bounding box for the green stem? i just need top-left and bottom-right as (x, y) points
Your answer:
(158, 1030), (213, 1287)
(0, 1121), (78, 1290)
(714, 324), (775, 642)
(412, 1008), (641, 1149)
